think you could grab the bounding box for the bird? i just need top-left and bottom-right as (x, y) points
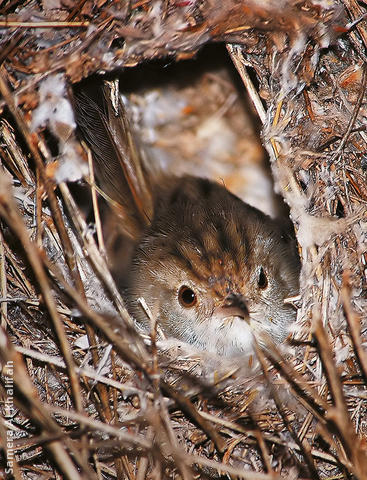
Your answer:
(74, 81), (300, 358)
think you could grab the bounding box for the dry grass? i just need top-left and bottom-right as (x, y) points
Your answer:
(0, 0), (367, 478)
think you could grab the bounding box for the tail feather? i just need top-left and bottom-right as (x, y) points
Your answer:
(74, 80), (154, 240)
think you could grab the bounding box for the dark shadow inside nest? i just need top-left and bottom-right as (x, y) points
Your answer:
(72, 42), (294, 234)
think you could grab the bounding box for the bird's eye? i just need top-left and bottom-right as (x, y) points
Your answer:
(178, 286), (197, 308)
(258, 267), (268, 289)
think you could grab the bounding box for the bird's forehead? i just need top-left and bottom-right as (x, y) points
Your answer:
(206, 274), (248, 303)
(169, 228), (252, 295)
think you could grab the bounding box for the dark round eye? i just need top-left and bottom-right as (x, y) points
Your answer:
(178, 286), (197, 308)
(258, 267), (268, 289)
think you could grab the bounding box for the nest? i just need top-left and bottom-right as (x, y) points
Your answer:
(1, 0), (367, 478)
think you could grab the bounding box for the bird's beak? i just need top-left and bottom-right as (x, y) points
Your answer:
(214, 293), (249, 322)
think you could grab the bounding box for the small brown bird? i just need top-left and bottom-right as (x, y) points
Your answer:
(75, 82), (300, 357)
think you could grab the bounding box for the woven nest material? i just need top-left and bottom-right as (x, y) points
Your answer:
(0, 0), (367, 479)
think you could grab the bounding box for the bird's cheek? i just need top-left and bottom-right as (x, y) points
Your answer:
(136, 285), (172, 326)
(192, 303), (211, 325)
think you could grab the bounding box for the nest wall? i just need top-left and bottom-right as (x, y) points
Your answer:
(0, 1), (367, 479)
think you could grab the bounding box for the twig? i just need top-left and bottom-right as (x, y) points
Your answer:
(44, 404), (152, 450)
(313, 314), (367, 478)
(87, 147), (106, 258)
(0, 21), (89, 28)
(41, 253), (151, 376)
(136, 427), (154, 480)
(343, 0), (367, 52)
(341, 272), (367, 385)
(226, 43), (267, 124)
(58, 182), (136, 331)
(0, 120), (33, 185)
(0, 68), (86, 418)
(333, 63), (367, 161)
(261, 334), (328, 419)
(189, 453), (281, 480)
(15, 345), (151, 398)
(303, 88), (315, 123)
(0, 226), (7, 329)
(161, 381), (226, 454)
(254, 341), (320, 479)
(198, 410), (338, 464)
(0, 328), (92, 479)
(0, 157), (85, 426)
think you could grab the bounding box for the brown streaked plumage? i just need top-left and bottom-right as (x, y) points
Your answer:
(74, 82), (300, 357)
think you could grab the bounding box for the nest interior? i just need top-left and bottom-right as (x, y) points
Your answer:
(0, 1), (367, 479)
